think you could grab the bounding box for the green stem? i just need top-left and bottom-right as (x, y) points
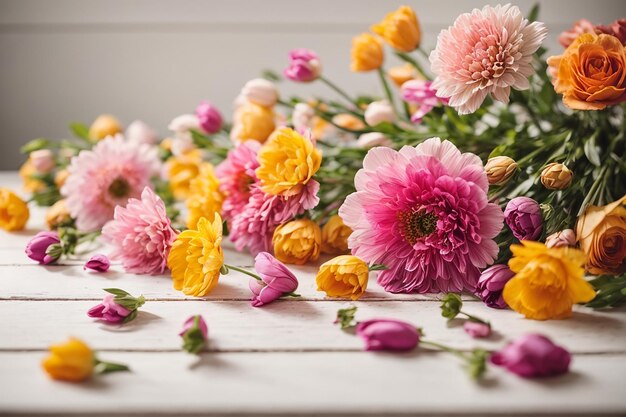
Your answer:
(377, 68), (399, 117)
(224, 264), (262, 281)
(460, 311), (490, 326)
(395, 51), (430, 80)
(77, 231), (100, 245)
(319, 76), (356, 105)
(420, 340), (468, 360)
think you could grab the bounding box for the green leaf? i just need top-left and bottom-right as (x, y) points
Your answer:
(94, 359), (131, 374)
(103, 288), (131, 297)
(20, 138), (50, 153)
(261, 69), (281, 82)
(69, 123), (91, 141)
(440, 293), (463, 320)
(335, 306), (358, 330)
(584, 131), (602, 167)
(527, 3), (540, 22)
(368, 263), (388, 271)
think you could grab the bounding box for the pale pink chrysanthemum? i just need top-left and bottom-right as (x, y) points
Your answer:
(61, 135), (160, 231)
(101, 187), (178, 275)
(429, 4), (547, 115)
(339, 138), (504, 294)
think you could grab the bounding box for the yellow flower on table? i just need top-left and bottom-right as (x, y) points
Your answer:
(322, 215), (352, 255)
(503, 241), (596, 320)
(186, 163), (223, 229)
(256, 127), (322, 197)
(316, 255), (369, 300)
(372, 6), (421, 52)
(165, 149), (204, 200)
(168, 215), (224, 297)
(272, 219), (321, 265)
(351, 33), (384, 72)
(0, 188), (29, 231)
(42, 337), (94, 382)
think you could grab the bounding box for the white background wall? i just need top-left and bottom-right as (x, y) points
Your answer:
(0, 0), (623, 169)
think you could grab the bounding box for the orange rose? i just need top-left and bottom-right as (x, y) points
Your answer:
(547, 33), (626, 110)
(576, 195), (626, 275)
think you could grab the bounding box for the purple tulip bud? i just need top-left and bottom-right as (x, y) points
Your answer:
(25, 231), (61, 265)
(491, 334), (571, 378)
(284, 48), (322, 82)
(84, 254), (110, 272)
(87, 294), (131, 324)
(250, 252), (299, 307)
(475, 264), (515, 309)
(504, 197), (543, 241)
(195, 101), (223, 134)
(180, 315), (208, 354)
(356, 319), (420, 351)
(464, 321), (491, 338)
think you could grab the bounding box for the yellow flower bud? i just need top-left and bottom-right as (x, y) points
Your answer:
(186, 163), (223, 229)
(351, 33), (384, 72)
(19, 159), (46, 193)
(88, 114), (122, 141)
(371, 6), (421, 52)
(322, 215), (352, 255)
(332, 114), (366, 131)
(41, 338), (94, 382)
(316, 255), (369, 300)
(46, 199), (71, 230)
(54, 169), (70, 189)
(0, 188), (29, 231)
(540, 163), (573, 190)
(165, 150), (204, 200)
(231, 102), (276, 143)
(272, 219), (321, 265)
(485, 156), (518, 185)
(387, 63), (422, 87)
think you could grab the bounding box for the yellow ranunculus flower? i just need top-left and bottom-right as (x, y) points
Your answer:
(316, 255), (369, 300)
(387, 63), (422, 87)
(272, 219), (321, 265)
(504, 241), (596, 320)
(351, 33), (384, 72)
(168, 215), (224, 296)
(0, 188), (30, 231)
(231, 102), (276, 143)
(371, 6), (421, 52)
(19, 159), (46, 193)
(46, 199), (71, 230)
(256, 127), (322, 196)
(165, 150), (204, 200)
(186, 163), (223, 229)
(42, 337), (94, 382)
(576, 195), (626, 275)
(88, 114), (122, 141)
(322, 215), (352, 255)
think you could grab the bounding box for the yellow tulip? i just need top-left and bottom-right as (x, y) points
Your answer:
(316, 255), (369, 300)
(88, 114), (122, 141)
(272, 219), (321, 265)
(42, 338), (94, 382)
(372, 6), (421, 52)
(387, 63), (422, 87)
(0, 188), (30, 231)
(165, 150), (204, 200)
(231, 102), (276, 143)
(351, 33), (384, 72)
(186, 163), (223, 229)
(322, 215), (352, 255)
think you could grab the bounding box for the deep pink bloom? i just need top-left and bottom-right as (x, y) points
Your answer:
(401, 80), (448, 123)
(356, 319), (420, 351)
(195, 101), (223, 134)
(25, 231), (61, 265)
(101, 187), (178, 275)
(464, 321), (491, 338)
(87, 294), (131, 324)
(596, 19), (626, 45)
(559, 19), (596, 48)
(475, 264), (515, 309)
(249, 252), (299, 307)
(339, 137), (504, 294)
(429, 4), (547, 114)
(491, 334), (571, 378)
(84, 254), (110, 272)
(284, 48), (322, 82)
(179, 315), (208, 339)
(504, 197), (542, 241)
(61, 136), (160, 232)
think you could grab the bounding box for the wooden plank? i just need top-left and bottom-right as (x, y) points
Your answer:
(0, 351), (624, 417)
(1, 300), (624, 354)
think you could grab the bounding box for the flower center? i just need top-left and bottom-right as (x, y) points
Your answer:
(398, 209), (438, 245)
(108, 177), (130, 198)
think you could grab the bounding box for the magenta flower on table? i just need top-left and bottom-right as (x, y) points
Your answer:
(25, 231), (61, 265)
(401, 80), (448, 124)
(504, 197), (543, 241)
(284, 48), (322, 82)
(491, 334), (571, 378)
(180, 315), (208, 354)
(249, 252), (299, 307)
(195, 101), (223, 134)
(339, 137), (503, 293)
(84, 254), (110, 272)
(87, 294), (131, 324)
(101, 187), (178, 275)
(463, 321), (491, 338)
(429, 4), (547, 114)
(61, 136), (160, 232)
(356, 319), (420, 351)
(475, 264), (515, 309)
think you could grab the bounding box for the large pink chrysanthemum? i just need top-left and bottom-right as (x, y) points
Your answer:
(61, 136), (160, 231)
(429, 4), (547, 114)
(339, 138), (504, 294)
(101, 187), (178, 274)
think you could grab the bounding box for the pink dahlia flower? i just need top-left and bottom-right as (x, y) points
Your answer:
(401, 80), (449, 124)
(61, 136), (160, 231)
(429, 4), (547, 114)
(101, 187), (178, 274)
(339, 137), (504, 293)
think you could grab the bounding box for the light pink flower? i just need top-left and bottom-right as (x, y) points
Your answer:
(101, 187), (178, 275)
(559, 19), (596, 48)
(249, 252), (299, 307)
(61, 136), (160, 231)
(401, 80), (448, 123)
(125, 120), (158, 145)
(195, 101), (223, 134)
(87, 294), (130, 324)
(339, 137), (503, 293)
(464, 321), (491, 338)
(429, 4), (547, 114)
(84, 254), (110, 272)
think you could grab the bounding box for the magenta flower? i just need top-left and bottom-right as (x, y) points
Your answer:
(491, 334), (571, 378)
(25, 231), (61, 265)
(84, 254), (110, 272)
(249, 252), (299, 307)
(429, 4), (547, 114)
(504, 197), (543, 241)
(180, 315), (208, 354)
(87, 294), (131, 324)
(464, 321), (491, 338)
(339, 137), (503, 294)
(284, 48), (322, 82)
(195, 101), (223, 134)
(475, 264), (515, 309)
(356, 319), (420, 351)
(401, 80), (448, 124)
(101, 187), (178, 275)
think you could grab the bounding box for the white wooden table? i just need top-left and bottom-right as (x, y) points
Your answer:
(1, 171), (625, 417)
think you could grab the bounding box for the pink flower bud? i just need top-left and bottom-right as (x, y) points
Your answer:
(195, 101), (223, 134)
(180, 315), (208, 339)
(545, 229), (576, 248)
(180, 315), (208, 354)
(364, 100), (395, 126)
(250, 252), (299, 307)
(87, 294), (131, 324)
(504, 197), (543, 241)
(241, 78), (278, 108)
(356, 318), (420, 351)
(25, 231), (61, 265)
(84, 254), (110, 272)
(284, 48), (322, 82)
(357, 132), (392, 149)
(475, 264), (515, 309)
(491, 334), (571, 378)
(30, 149), (55, 173)
(126, 120), (157, 145)
(463, 321), (491, 338)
